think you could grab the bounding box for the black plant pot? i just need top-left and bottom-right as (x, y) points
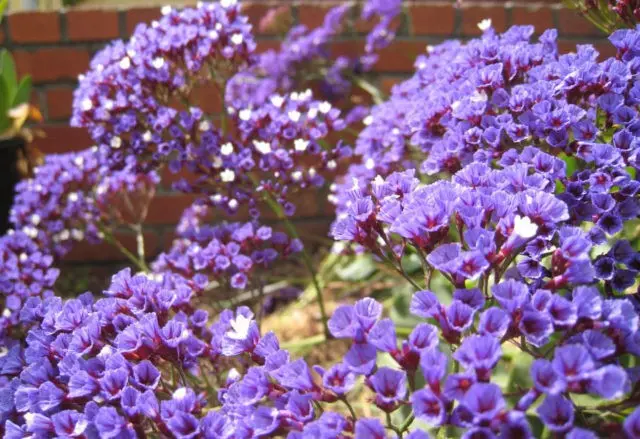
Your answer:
(0, 137), (26, 236)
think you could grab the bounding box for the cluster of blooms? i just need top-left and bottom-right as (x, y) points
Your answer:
(3, 0), (640, 436)
(8, 148), (159, 257)
(0, 231), (58, 342)
(226, 0), (402, 109)
(332, 25), (640, 236)
(71, 0), (255, 170)
(174, 89), (353, 216)
(72, 1), (358, 219)
(566, 0), (640, 32)
(153, 203), (303, 290)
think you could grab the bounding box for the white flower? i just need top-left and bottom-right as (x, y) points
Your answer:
(226, 314), (253, 340)
(239, 109), (252, 121)
(30, 214), (41, 226)
(110, 137), (122, 149)
(270, 95), (284, 108)
(220, 169), (235, 182)
(23, 226), (37, 238)
(513, 215), (538, 239)
(71, 229), (85, 241)
(81, 98), (93, 111)
(228, 199), (238, 209)
(220, 0), (237, 8)
(291, 171), (302, 181)
(143, 131), (153, 142)
(319, 101), (332, 114)
(209, 30), (219, 40)
(363, 115), (373, 126)
(221, 142), (234, 156)
(19, 253), (28, 263)
(199, 120), (211, 131)
(253, 140), (272, 155)
(68, 192), (79, 202)
(231, 34), (243, 45)
(477, 18), (492, 31)
(211, 194), (223, 203)
(74, 156), (84, 167)
(104, 100), (114, 111)
(288, 110), (301, 123)
(119, 57), (131, 70)
(365, 158), (375, 170)
(327, 160), (337, 170)
(307, 108), (318, 119)
(161, 5), (172, 15)
(294, 139), (309, 152)
(308, 167), (317, 177)
(152, 57), (165, 69)
(173, 388), (188, 400)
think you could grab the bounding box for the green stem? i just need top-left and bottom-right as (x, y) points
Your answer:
(353, 76), (385, 105)
(281, 334), (325, 351)
(400, 414), (415, 433)
(255, 179), (330, 339)
(340, 397), (358, 421)
(101, 228), (149, 272)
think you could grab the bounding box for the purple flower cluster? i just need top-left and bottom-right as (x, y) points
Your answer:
(3, 1), (640, 437)
(226, 0), (402, 108)
(0, 231), (58, 341)
(153, 204), (302, 290)
(175, 90), (353, 216)
(71, 1), (255, 170)
(0, 269), (216, 438)
(332, 25), (640, 223)
(8, 148), (159, 258)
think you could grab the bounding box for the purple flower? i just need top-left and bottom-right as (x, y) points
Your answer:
(463, 383), (505, 423)
(354, 418), (386, 439)
(537, 395), (574, 433)
(531, 359), (565, 395)
(367, 367), (407, 412)
(453, 335), (502, 380)
(412, 388), (446, 427)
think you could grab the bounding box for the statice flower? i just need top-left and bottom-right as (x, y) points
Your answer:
(9, 148), (159, 258)
(71, 1), (255, 170)
(153, 204), (302, 291)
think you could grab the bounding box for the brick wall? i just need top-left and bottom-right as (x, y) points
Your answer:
(1, 1), (609, 268)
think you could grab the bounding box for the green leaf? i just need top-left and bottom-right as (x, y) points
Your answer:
(0, 77), (10, 132)
(13, 75), (31, 106)
(0, 50), (17, 93)
(0, 0), (7, 22)
(335, 254), (376, 281)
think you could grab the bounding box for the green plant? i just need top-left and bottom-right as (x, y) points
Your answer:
(0, 50), (33, 138)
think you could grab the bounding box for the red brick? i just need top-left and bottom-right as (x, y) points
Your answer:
(45, 87), (74, 121)
(511, 5), (554, 32)
(66, 10), (119, 41)
(8, 11), (60, 43)
(64, 231), (160, 263)
(125, 7), (161, 37)
(408, 4), (455, 36)
(376, 41), (427, 73)
(146, 194), (199, 225)
(556, 8), (601, 36)
(32, 126), (92, 154)
(190, 83), (223, 115)
(242, 2), (291, 35)
(298, 2), (344, 31)
(460, 6), (507, 36)
(255, 40), (281, 54)
(380, 77), (401, 95)
(13, 48), (90, 84)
